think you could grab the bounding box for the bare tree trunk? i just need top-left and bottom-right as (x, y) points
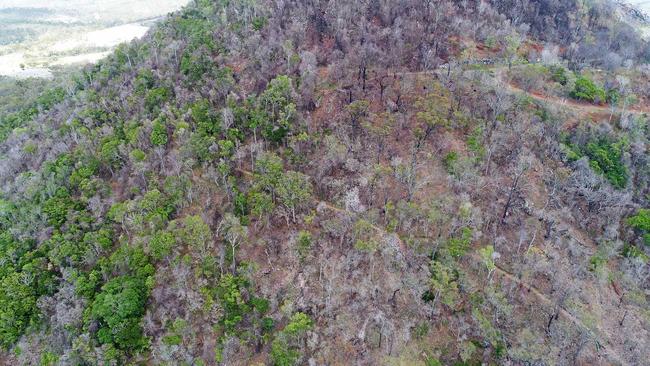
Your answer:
(502, 168), (526, 222)
(231, 243), (237, 274)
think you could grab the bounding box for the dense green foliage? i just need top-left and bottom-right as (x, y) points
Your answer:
(0, 231), (55, 348)
(0, 86), (65, 142)
(149, 230), (175, 260)
(84, 246), (154, 351)
(446, 227), (474, 258)
(0, 272), (39, 347)
(211, 273), (272, 363)
(91, 275), (150, 349)
(565, 134), (629, 189)
(582, 138), (628, 189)
(570, 76), (606, 104)
(270, 312), (313, 366)
(259, 76), (297, 142)
(628, 209), (650, 246)
(150, 117), (169, 146)
(424, 259), (459, 306)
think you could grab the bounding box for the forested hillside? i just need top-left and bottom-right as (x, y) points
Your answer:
(0, 0), (649, 365)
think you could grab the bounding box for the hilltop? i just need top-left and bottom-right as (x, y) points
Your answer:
(0, 1), (649, 365)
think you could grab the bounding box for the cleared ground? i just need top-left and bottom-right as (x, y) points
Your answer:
(0, 0), (187, 78)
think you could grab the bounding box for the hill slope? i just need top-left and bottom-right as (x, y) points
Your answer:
(0, 1), (649, 365)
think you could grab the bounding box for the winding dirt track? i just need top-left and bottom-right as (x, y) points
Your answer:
(505, 82), (650, 116)
(393, 66), (650, 119)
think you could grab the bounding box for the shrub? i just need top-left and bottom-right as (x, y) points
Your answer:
(180, 48), (213, 83)
(217, 139), (235, 157)
(210, 273), (270, 362)
(47, 231), (86, 268)
(270, 312), (313, 366)
(69, 163), (98, 189)
(466, 128), (485, 160)
(247, 190), (274, 221)
(443, 151), (459, 175)
(190, 99), (220, 136)
(42, 188), (76, 229)
(549, 65), (568, 85)
(412, 322), (429, 339)
(447, 227), (473, 257)
(0, 87), (65, 142)
(621, 244), (649, 261)
(145, 87), (170, 113)
(129, 149), (146, 162)
(188, 132), (216, 162)
(589, 252), (607, 272)
(259, 75), (297, 143)
(214, 274), (250, 334)
(570, 76), (606, 104)
(628, 209), (650, 246)
(0, 230), (55, 348)
(74, 269), (101, 298)
(583, 138), (628, 189)
(296, 230), (312, 258)
(175, 215), (212, 251)
(140, 189), (175, 223)
(425, 357), (443, 366)
(353, 219), (378, 252)
(99, 137), (123, 169)
(276, 171), (313, 223)
(564, 135), (628, 189)
(150, 118), (169, 146)
(512, 64), (545, 92)
(233, 189), (248, 220)
(260, 76), (293, 114)
(252, 16), (267, 30)
(606, 88), (620, 105)
(149, 230), (175, 260)
(162, 334), (182, 346)
(427, 260), (459, 307)
(254, 152), (284, 192)
(134, 69), (154, 94)
(39, 351), (59, 366)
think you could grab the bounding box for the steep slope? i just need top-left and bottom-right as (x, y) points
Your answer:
(0, 1), (649, 365)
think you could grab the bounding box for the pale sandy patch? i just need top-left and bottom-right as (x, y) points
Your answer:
(51, 51), (112, 66)
(52, 23), (150, 52)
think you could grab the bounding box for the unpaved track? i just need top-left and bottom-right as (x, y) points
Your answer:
(505, 79), (649, 116)
(392, 65), (650, 119)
